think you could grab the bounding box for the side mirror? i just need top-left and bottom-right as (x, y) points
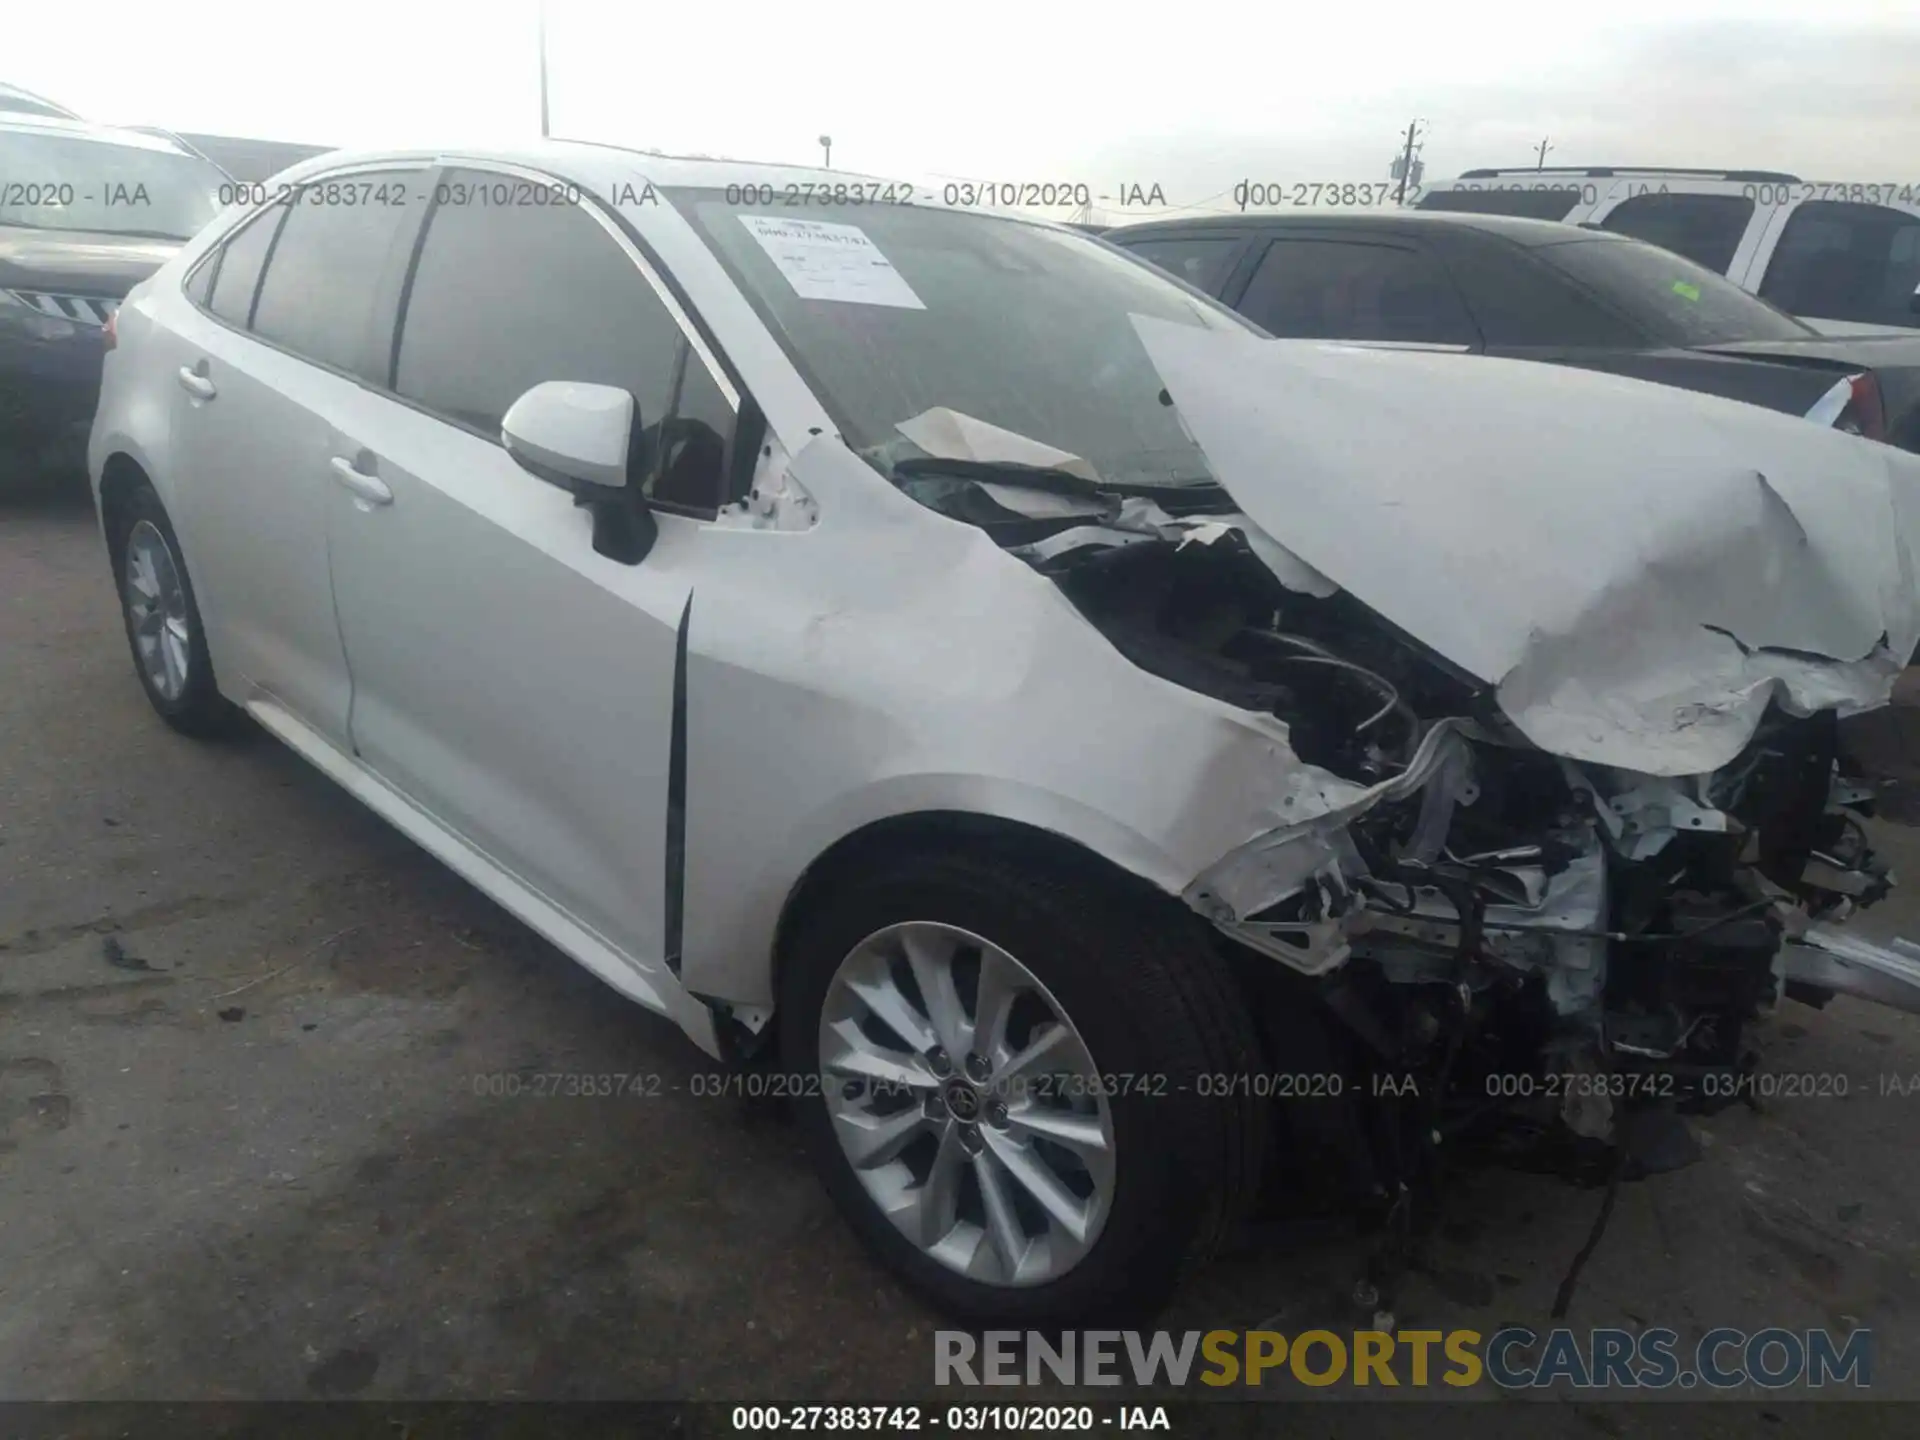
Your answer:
(502, 381), (657, 565)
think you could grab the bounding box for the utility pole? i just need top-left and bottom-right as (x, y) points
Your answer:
(819, 135), (833, 169)
(537, 0), (550, 138)
(1392, 120), (1426, 206)
(1534, 136), (1552, 170)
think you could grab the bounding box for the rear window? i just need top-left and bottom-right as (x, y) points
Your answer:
(1535, 235), (1813, 346)
(1418, 187), (1582, 222)
(0, 129), (225, 240)
(1111, 235), (1242, 295)
(1759, 202), (1920, 330)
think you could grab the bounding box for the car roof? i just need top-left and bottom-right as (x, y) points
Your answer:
(267, 142), (1088, 234)
(275, 138), (929, 195)
(1448, 165), (1800, 183)
(1104, 209), (1611, 248)
(0, 110), (206, 157)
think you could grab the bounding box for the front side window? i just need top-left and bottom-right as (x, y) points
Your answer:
(0, 130), (225, 240)
(669, 192), (1250, 488)
(1598, 193), (1754, 275)
(205, 202), (285, 328)
(1235, 238), (1479, 346)
(1759, 201), (1920, 329)
(394, 172), (686, 452)
(1114, 235), (1243, 296)
(250, 176), (418, 378)
(1535, 234), (1813, 346)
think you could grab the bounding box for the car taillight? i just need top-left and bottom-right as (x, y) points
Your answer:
(102, 307), (117, 351)
(1844, 371), (1888, 441)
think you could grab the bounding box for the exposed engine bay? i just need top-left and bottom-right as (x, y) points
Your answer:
(882, 392), (1920, 1313)
(1025, 506), (1893, 1101)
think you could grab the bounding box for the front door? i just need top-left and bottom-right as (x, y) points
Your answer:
(323, 169), (738, 977)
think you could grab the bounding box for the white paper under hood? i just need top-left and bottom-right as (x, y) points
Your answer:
(1134, 316), (1920, 775)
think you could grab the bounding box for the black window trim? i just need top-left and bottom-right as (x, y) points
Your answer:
(179, 156), (750, 522)
(182, 158), (428, 369)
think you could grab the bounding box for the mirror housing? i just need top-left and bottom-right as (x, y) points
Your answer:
(503, 381), (634, 490)
(502, 381), (657, 565)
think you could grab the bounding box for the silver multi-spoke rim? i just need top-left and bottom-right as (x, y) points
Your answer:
(818, 921), (1117, 1287)
(124, 519), (191, 702)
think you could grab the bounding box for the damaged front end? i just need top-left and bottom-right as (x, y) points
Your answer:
(879, 367), (1920, 1313)
(1029, 514), (1900, 1145)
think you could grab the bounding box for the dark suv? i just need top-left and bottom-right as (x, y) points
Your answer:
(2, 112), (228, 480)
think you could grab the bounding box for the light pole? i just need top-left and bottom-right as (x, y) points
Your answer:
(819, 135), (833, 169)
(1535, 136), (1552, 170)
(538, 0), (551, 138)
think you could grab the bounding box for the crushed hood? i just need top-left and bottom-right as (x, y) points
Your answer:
(1134, 316), (1920, 775)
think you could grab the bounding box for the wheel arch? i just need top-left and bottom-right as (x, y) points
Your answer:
(97, 451), (154, 551)
(767, 809), (1205, 1022)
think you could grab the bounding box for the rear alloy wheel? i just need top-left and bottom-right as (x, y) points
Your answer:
(125, 519), (193, 704)
(781, 850), (1267, 1324)
(110, 484), (236, 737)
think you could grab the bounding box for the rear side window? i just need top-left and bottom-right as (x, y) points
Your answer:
(1759, 202), (1920, 329)
(1598, 193), (1753, 274)
(1417, 187), (1582, 222)
(1235, 238), (1479, 345)
(1113, 236), (1242, 295)
(394, 172), (685, 447)
(250, 176), (418, 378)
(206, 204), (284, 328)
(183, 251), (216, 307)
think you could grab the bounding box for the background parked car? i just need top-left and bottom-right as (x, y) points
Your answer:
(1416, 166), (1920, 336)
(1105, 210), (1920, 450)
(0, 80), (81, 120)
(0, 111), (228, 483)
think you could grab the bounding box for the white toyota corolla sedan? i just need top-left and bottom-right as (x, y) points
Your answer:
(90, 142), (1920, 1324)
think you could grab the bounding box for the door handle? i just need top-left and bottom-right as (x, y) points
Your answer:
(176, 365), (216, 400)
(329, 454), (393, 506)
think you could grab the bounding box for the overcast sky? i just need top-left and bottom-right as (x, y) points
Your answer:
(13, 0), (1920, 220)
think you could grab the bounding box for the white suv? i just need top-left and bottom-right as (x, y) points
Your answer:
(1418, 167), (1920, 335)
(90, 141), (1920, 1323)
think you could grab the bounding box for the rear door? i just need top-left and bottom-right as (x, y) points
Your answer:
(1750, 199), (1920, 332)
(321, 164), (741, 977)
(168, 170), (426, 746)
(1223, 233), (1483, 349)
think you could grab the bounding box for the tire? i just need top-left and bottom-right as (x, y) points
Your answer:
(108, 483), (238, 738)
(779, 847), (1267, 1325)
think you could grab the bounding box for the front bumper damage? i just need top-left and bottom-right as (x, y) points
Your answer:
(1786, 923), (1920, 1015)
(878, 324), (1920, 1312)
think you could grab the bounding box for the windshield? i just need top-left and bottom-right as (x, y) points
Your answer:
(0, 131), (226, 240)
(668, 190), (1253, 487)
(1534, 234), (1815, 346)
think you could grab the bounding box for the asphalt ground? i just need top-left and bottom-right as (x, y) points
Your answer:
(5, 466), (1919, 1434)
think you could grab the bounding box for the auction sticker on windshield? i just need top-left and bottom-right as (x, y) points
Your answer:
(736, 215), (926, 309)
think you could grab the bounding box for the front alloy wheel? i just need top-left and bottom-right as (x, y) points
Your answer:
(781, 849), (1267, 1323)
(819, 921), (1117, 1287)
